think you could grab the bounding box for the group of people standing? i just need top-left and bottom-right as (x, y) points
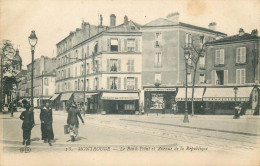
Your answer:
(19, 100), (85, 146)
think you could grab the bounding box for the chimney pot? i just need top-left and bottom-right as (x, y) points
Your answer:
(208, 22), (217, 31)
(251, 29), (258, 36)
(110, 14), (116, 27)
(124, 15), (128, 25)
(239, 28), (245, 36)
(166, 12), (179, 23)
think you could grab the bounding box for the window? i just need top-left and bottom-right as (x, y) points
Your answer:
(94, 60), (99, 73)
(127, 60), (134, 72)
(124, 104), (135, 110)
(68, 82), (71, 91)
(81, 80), (84, 90)
(75, 50), (78, 59)
(215, 49), (225, 65)
(110, 77), (118, 90)
(199, 74), (205, 83)
(74, 81), (78, 90)
(44, 78), (48, 86)
(185, 34), (192, 47)
(236, 69), (246, 84)
(187, 73), (192, 83)
(80, 64), (84, 76)
(110, 39), (118, 52)
(94, 77), (99, 90)
(110, 59), (118, 72)
(127, 77), (135, 90)
(155, 32), (162, 47)
(68, 68), (70, 77)
(127, 39), (135, 52)
(86, 79), (89, 90)
(155, 73), (161, 83)
(87, 46), (89, 57)
(154, 52), (162, 67)
(75, 67), (77, 77)
(86, 63), (90, 74)
(236, 47), (246, 63)
(94, 42), (98, 53)
(199, 57), (205, 69)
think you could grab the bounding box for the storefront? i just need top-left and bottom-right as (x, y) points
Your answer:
(50, 94), (60, 110)
(175, 88), (205, 114)
(60, 92), (73, 111)
(101, 92), (139, 114)
(74, 92), (99, 113)
(203, 87), (253, 115)
(144, 87), (177, 114)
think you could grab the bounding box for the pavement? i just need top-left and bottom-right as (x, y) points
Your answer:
(1, 107), (260, 166)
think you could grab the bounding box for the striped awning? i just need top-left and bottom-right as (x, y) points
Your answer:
(102, 93), (139, 100)
(60, 93), (73, 101)
(175, 88), (205, 101)
(50, 94), (60, 101)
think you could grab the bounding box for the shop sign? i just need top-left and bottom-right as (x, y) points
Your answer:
(145, 88), (176, 92)
(203, 97), (249, 102)
(150, 93), (164, 109)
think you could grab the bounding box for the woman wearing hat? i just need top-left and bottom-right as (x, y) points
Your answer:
(40, 102), (54, 146)
(19, 100), (35, 146)
(67, 102), (84, 142)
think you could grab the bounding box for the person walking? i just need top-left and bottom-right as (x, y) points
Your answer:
(9, 101), (14, 117)
(19, 100), (35, 146)
(40, 102), (54, 146)
(233, 103), (241, 119)
(67, 102), (84, 142)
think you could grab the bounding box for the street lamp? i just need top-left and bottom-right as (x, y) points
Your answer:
(183, 49), (190, 123)
(233, 87), (238, 103)
(28, 31), (38, 107)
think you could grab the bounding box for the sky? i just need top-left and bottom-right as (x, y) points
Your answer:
(1, 0), (260, 69)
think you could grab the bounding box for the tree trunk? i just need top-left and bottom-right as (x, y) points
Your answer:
(191, 63), (198, 116)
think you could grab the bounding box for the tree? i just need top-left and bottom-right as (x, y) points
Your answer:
(0, 40), (16, 111)
(183, 35), (211, 116)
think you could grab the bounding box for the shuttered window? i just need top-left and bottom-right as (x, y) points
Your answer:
(236, 47), (246, 63)
(224, 70), (228, 85)
(236, 69), (246, 84)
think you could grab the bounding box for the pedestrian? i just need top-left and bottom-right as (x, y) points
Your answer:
(40, 102), (54, 146)
(9, 101), (14, 117)
(173, 102), (178, 115)
(233, 103), (241, 119)
(19, 100), (35, 146)
(67, 102), (84, 142)
(139, 102), (144, 115)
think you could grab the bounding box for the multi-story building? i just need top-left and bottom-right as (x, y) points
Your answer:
(26, 56), (56, 107)
(203, 28), (260, 114)
(54, 14), (142, 114)
(16, 70), (27, 99)
(141, 12), (226, 113)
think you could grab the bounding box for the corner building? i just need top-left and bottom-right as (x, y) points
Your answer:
(54, 15), (142, 114)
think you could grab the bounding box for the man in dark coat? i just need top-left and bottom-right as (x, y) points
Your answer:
(19, 100), (35, 146)
(67, 102), (84, 142)
(40, 102), (54, 146)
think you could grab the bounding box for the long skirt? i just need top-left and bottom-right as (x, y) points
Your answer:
(41, 123), (54, 140)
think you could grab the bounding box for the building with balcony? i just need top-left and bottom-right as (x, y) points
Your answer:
(54, 14), (142, 114)
(141, 12), (226, 114)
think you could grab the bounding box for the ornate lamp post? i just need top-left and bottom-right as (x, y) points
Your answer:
(183, 49), (190, 123)
(28, 31), (38, 107)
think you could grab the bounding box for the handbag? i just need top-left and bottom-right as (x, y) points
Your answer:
(64, 124), (69, 134)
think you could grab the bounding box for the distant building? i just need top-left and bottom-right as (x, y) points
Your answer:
(16, 70), (27, 99)
(26, 56), (56, 107)
(54, 14), (142, 114)
(141, 12), (226, 114)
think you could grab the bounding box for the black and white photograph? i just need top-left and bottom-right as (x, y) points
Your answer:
(0, 0), (259, 165)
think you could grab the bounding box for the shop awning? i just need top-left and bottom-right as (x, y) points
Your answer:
(175, 88), (204, 101)
(102, 93), (139, 100)
(74, 93), (98, 102)
(60, 93), (73, 101)
(50, 94), (60, 101)
(203, 87), (253, 101)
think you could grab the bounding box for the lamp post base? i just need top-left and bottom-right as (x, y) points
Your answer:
(183, 111), (189, 123)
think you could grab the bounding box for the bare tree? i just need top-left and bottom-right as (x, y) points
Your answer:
(184, 35), (210, 116)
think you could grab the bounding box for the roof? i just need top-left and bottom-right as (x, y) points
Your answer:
(106, 20), (141, 33)
(142, 18), (226, 35)
(207, 33), (259, 45)
(16, 70), (27, 77)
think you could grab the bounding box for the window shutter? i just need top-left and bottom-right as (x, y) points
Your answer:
(154, 53), (157, 66)
(118, 77), (121, 90)
(212, 70), (215, 85)
(118, 59), (121, 71)
(132, 60), (135, 72)
(236, 48), (240, 63)
(127, 60), (130, 71)
(107, 77), (110, 89)
(118, 39), (121, 52)
(224, 70), (228, 85)
(124, 39), (127, 51)
(236, 69), (240, 84)
(241, 69), (245, 84)
(135, 39), (139, 52)
(215, 51), (218, 65)
(135, 77), (138, 90)
(107, 59), (110, 72)
(242, 47), (246, 63)
(107, 38), (110, 52)
(220, 49), (225, 64)
(124, 77), (127, 89)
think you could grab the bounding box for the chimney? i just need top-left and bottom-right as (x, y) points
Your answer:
(100, 14), (103, 26)
(110, 14), (116, 27)
(239, 28), (245, 36)
(166, 12), (179, 23)
(251, 29), (258, 36)
(208, 22), (217, 31)
(124, 15), (128, 25)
